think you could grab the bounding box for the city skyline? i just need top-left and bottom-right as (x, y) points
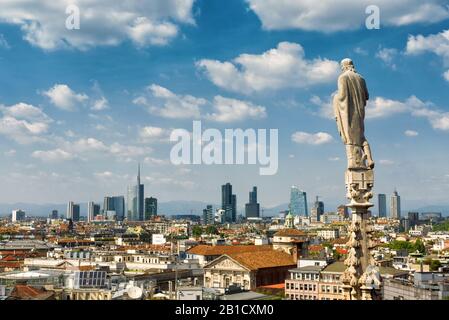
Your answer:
(0, 1), (448, 208)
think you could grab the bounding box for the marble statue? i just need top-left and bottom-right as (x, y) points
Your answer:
(333, 58), (374, 170)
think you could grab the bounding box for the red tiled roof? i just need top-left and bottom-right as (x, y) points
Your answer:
(274, 228), (306, 237)
(10, 285), (54, 300)
(225, 250), (296, 271)
(187, 244), (273, 256)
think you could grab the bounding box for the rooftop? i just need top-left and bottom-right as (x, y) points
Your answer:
(274, 229), (306, 237)
(224, 250), (296, 271)
(187, 244), (273, 256)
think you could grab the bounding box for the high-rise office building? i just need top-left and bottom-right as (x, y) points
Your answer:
(104, 196), (125, 221)
(390, 189), (401, 219)
(222, 183), (237, 223)
(87, 201), (100, 222)
(378, 194), (387, 217)
(127, 164), (144, 221)
(289, 186), (308, 216)
(12, 209), (26, 222)
(310, 196), (324, 222)
(145, 197), (158, 220)
(408, 212), (419, 228)
(67, 201), (80, 222)
(50, 210), (58, 219)
(203, 205), (214, 225)
(245, 186), (260, 218)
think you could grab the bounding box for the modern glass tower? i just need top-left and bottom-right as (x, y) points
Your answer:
(144, 197), (158, 220)
(245, 186), (260, 218)
(67, 201), (80, 222)
(390, 189), (401, 219)
(289, 186), (308, 216)
(378, 194), (387, 217)
(127, 164), (144, 221)
(222, 183), (236, 223)
(104, 196), (125, 221)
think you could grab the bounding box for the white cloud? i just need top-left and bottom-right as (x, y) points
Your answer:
(328, 157), (340, 161)
(246, 0), (449, 32)
(375, 47), (398, 70)
(404, 130), (419, 137)
(43, 84), (88, 111)
(71, 137), (108, 153)
(406, 29), (449, 81)
(4, 149), (16, 156)
(291, 131), (333, 145)
(1, 102), (52, 123)
(91, 96), (109, 111)
(144, 156), (168, 166)
(354, 47), (369, 56)
(134, 84), (206, 119)
(94, 171), (115, 179)
(206, 96), (266, 122)
(0, 103), (52, 144)
(0, 34), (10, 49)
(444, 70), (449, 82)
(310, 95), (334, 119)
(0, 0), (195, 50)
(139, 126), (170, 143)
(366, 97), (409, 119)
(32, 148), (74, 162)
(379, 159), (395, 165)
(196, 42), (339, 94)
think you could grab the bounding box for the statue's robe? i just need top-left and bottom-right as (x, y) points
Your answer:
(333, 70), (369, 146)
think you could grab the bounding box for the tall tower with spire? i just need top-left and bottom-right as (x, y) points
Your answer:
(127, 163), (144, 221)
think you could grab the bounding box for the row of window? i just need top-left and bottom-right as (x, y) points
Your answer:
(286, 282), (317, 292)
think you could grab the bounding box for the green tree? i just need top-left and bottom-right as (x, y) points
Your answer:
(205, 225), (219, 235)
(412, 238), (426, 254)
(192, 225), (203, 238)
(430, 259), (442, 271)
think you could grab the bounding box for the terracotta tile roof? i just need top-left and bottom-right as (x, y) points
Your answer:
(187, 244), (273, 256)
(257, 283), (285, 289)
(227, 250), (296, 271)
(274, 228), (306, 237)
(10, 285), (54, 300)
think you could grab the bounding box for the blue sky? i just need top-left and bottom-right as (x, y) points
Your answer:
(0, 0), (448, 212)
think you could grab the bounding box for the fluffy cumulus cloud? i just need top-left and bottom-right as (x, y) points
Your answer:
(291, 131), (333, 145)
(404, 130), (419, 137)
(206, 96), (266, 122)
(134, 84), (205, 119)
(246, 0), (449, 32)
(134, 84), (268, 122)
(196, 42), (339, 94)
(376, 47), (398, 70)
(43, 84), (88, 111)
(0, 0), (196, 50)
(0, 103), (53, 144)
(406, 29), (449, 81)
(32, 148), (75, 162)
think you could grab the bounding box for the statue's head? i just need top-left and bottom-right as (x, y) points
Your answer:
(340, 58), (355, 72)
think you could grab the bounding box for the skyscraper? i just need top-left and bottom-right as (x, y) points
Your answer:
(87, 201), (100, 222)
(203, 205), (214, 225)
(144, 197), (158, 220)
(289, 186), (308, 216)
(12, 210), (26, 222)
(222, 183), (237, 223)
(127, 164), (144, 221)
(310, 196), (324, 222)
(50, 210), (58, 219)
(245, 186), (260, 218)
(378, 194), (387, 217)
(390, 189), (401, 219)
(104, 196), (125, 221)
(67, 201), (80, 222)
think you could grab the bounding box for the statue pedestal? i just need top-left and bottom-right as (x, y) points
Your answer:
(341, 168), (380, 300)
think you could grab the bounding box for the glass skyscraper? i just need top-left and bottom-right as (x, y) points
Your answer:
(390, 189), (401, 219)
(127, 164), (144, 221)
(245, 186), (260, 218)
(144, 197), (158, 220)
(378, 194), (387, 217)
(289, 186), (308, 216)
(104, 196), (125, 221)
(222, 183), (236, 223)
